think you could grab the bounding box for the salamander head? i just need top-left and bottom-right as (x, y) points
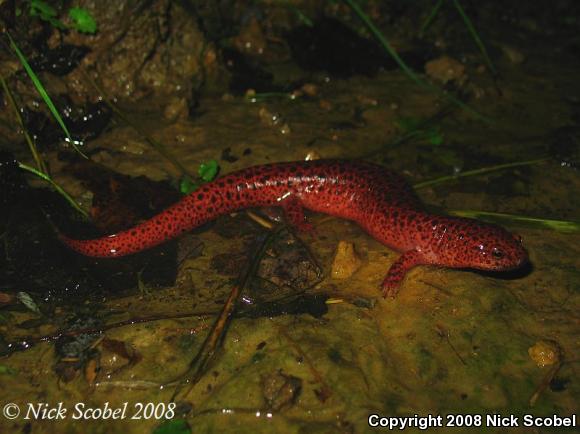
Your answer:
(426, 218), (528, 271)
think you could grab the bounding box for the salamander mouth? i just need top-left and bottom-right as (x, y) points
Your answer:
(491, 254), (529, 271)
(469, 253), (528, 272)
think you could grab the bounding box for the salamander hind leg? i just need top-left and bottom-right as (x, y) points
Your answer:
(279, 196), (315, 234)
(381, 249), (424, 298)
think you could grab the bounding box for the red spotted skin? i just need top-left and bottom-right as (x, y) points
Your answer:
(61, 160), (528, 297)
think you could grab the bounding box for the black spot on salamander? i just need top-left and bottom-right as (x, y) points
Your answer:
(197, 193), (204, 200)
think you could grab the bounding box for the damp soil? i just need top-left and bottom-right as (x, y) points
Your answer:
(1, 5), (579, 434)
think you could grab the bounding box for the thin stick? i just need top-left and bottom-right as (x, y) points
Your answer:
(529, 362), (562, 407)
(3, 310), (216, 356)
(170, 226), (287, 400)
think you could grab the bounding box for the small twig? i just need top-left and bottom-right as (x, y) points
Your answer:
(170, 226), (288, 400)
(246, 210), (275, 230)
(2, 310), (216, 356)
(276, 325), (333, 402)
(529, 362), (562, 407)
(436, 324), (466, 365)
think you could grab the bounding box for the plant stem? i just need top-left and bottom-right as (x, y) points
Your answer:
(449, 210), (580, 233)
(0, 75), (47, 174)
(343, 0), (489, 122)
(6, 33), (87, 158)
(80, 69), (193, 180)
(413, 158), (548, 189)
(420, 0), (444, 35)
(18, 162), (89, 218)
(452, 0), (496, 76)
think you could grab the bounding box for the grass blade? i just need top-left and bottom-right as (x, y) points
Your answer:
(452, 0), (497, 76)
(7, 32), (87, 158)
(449, 210), (580, 233)
(413, 158), (548, 190)
(18, 162), (88, 218)
(80, 68), (193, 179)
(343, 0), (490, 123)
(0, 75), (47, 173)
(420, 0), (444, 35)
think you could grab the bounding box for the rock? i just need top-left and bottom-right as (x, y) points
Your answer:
(163, 96), (189, 122)
(425, 55), (467, 85)
(501, 45), (526, 64)
(528, 340), (561, 367)
(305, 151), (321, 161)
(331, 241), (362, 279)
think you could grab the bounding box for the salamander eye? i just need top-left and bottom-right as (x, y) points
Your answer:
(492, 248), (504, 259)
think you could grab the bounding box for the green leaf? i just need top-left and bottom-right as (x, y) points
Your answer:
(16, 291), (41, 314)
(179, 176), (199, 195)
(29, 0), (57, 19)
(198, 160), (219, 182)
(427, 129), (444, 145)
(29, 0), (65, 28)
(17, 162), (89, 217)
(68, 7), (97, 34)
(152, 419), (191, 434)
(395, 117), (420, 132)
(179, 160), (219, 194)
(0, 365), (17, 375)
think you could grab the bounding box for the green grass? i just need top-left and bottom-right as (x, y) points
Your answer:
(449, 210), (580, 233)
(343, 0), (490, 122)
(7, 33), (87, 158)
(413, 158), (548, 189)
(17, 162), (89, 218)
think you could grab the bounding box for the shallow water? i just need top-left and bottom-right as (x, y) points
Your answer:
(1, 20), (579, 434)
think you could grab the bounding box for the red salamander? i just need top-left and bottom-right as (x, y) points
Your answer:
(61, 160), (529, 297)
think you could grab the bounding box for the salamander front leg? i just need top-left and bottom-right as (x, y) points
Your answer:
(280, 196), (315, 234)
(381, 249), (425, 298)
